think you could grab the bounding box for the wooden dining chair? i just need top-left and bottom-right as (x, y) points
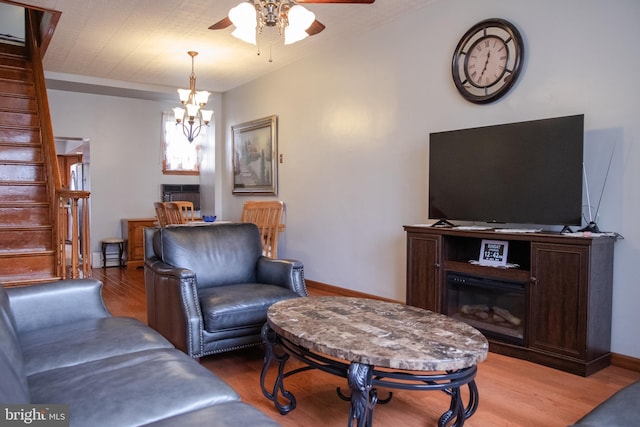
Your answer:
(154, 202), (168, 227)
(171, 201), (195, 222)
(241, 200), (284, 258)
(164, 202), (185, 225)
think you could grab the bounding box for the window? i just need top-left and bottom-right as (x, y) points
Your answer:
(161, 111), (207, 175)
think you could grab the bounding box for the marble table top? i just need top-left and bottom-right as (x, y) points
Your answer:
(267, 296), (489, 371)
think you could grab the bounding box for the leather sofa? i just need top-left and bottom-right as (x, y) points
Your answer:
(0, 279), (280, 427)
(144, 222), (307, 358)
(569, 380), (640, 426)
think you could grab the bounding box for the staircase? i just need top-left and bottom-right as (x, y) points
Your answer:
(0, 42), (58, 286)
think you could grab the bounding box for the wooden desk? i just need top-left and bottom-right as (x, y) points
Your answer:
(122, 218), (156, 269)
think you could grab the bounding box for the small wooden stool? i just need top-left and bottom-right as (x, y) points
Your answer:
(101, 238), (125, 268)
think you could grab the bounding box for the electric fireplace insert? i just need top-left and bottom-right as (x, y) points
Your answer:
(445, 272), (526, 346)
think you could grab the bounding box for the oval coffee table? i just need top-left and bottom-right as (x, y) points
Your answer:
(260, 296), (488, 427)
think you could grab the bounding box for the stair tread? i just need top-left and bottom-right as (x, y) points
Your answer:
(0, 201), (50, 206)
(0, 274), (62, 287)
(0, 91), (34, 99)
(0, 142), (40, 148)
(0, 181), (46, 185)
(0, 249), (55, 257)
(0, 276), (63, 287)
(0, 125), (40, 131)
(0, 224), (52, 229)
(0, 159), (43, 164)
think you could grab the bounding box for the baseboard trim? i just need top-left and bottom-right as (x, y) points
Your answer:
(305, 280), (399, 303)
(611, 352), (640, 372)
(305, 280), (640, 373)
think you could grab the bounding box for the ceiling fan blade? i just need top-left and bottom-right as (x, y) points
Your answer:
(208, 16), (232, 30)
(306, 20), (326, 36)
(295, 0), (375, 3)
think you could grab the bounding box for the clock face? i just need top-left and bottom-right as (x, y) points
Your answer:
(452, 19), (524, 104)
(465, 36), (508, 88)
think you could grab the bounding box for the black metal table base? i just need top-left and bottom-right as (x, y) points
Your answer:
(260, 324), (480, 427)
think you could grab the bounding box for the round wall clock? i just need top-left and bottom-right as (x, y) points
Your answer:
(452, 18), (524, 104)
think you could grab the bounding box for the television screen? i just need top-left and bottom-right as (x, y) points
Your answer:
(428, 115), (584, 227)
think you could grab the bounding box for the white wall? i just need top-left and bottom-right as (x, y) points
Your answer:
(220, 0), (640, 358)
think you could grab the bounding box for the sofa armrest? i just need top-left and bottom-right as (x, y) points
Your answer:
(6, 279), (110, 334)
(256, 257), (307, 296)
(144, 259), (204, 357)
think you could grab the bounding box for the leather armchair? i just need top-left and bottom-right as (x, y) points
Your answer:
(144, 222), (307, 358)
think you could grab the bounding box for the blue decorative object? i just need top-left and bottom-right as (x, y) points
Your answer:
(203, 215), (216, 223)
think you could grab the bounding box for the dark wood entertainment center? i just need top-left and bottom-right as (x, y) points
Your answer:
(404, 225), (616, 376)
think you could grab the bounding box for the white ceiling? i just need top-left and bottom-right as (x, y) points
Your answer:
(10, 0), (437, 97)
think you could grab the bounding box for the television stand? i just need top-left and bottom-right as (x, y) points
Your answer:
(403, 225), (616, 376)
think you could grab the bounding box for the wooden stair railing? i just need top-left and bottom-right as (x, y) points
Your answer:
(57, 189), (90, 279)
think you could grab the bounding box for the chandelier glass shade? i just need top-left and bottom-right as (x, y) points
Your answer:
(228, 1), (316, 46)
(173, 51), (213, 143)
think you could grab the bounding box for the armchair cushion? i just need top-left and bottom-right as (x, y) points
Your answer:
(153, 224), (262, 288)
(199, 284), (298, 331)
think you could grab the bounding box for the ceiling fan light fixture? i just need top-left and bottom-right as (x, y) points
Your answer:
(210, 1), (376, 53)
(229, 2), (257, 44)
(284, 4), (315, 44)
(287, 5), (315, 31)
(284, 28), (308, 45)
(231, 26), (257, 44)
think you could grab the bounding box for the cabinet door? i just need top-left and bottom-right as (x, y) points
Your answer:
(406, 233), (441, 312)
(124, 219), (156, 269)
(530, 243), (587, 358)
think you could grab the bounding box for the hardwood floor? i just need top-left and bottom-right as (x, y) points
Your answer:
(93, 267), (640, 427)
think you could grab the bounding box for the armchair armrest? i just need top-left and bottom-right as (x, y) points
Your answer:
(256, 257), (307, 296)
(144, 259), (203, 356)
(6, 279), (110, 334)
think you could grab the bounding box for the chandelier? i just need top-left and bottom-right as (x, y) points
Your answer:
(229, 1), (316, 46)
(172, 51), (213, 143)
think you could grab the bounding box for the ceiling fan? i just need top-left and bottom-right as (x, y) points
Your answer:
(209, 0), (375, 45)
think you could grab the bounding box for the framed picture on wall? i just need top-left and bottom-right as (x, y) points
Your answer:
(232, 115), (278, 195)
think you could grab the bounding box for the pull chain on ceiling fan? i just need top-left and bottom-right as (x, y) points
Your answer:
(209, 0), (375, 47)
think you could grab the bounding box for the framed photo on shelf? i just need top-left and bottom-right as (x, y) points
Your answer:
(479, 239), (509, 266)
(232, 115), (278, 195)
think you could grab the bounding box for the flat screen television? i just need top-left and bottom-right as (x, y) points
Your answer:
(428, 114), (584, 227)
